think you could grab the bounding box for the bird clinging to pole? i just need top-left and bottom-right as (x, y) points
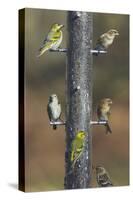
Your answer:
(97, 98), (113, 134)
(94, 29), (119, 55)
(37, 23), (64, 57)
(47, 94), (61, 130)
(70, 131), (86, 169)
(95, 166), (113, 187)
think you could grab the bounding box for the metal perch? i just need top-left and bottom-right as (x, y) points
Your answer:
(90, 121), (107, 125)
(49, 121), (108, 126)
(50, 121), (66, 126)
(49, 49), (107, 54)
(49, 48), (67, 53)
(91, 49), (107, 54)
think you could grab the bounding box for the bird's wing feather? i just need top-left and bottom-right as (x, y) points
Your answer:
(99, 173), (113, 186)
(107, 110), (111, 117)
(58, 103), (61, 118)
(97, 105), (102, 119)
(38, 30), (62, 56)
(39, 40), (54, 51)
(99, 33), (106, 40)
(47, 104), (52, 121)
(97, 33), (106, 44)
(47, 30), (61, 41)
(71, 139), (84, 167)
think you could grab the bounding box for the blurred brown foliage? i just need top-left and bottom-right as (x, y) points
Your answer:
(22, 8), (129, 191)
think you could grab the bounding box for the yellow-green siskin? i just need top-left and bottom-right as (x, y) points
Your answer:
(97, 98), (113, 134)
(70, 131), (86, 168)
(37, 23), (64, 57)
(96, 166), (113, 187)
(94, 29), (119, 55)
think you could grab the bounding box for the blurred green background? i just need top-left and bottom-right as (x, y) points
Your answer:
(23, 8), (129, 191)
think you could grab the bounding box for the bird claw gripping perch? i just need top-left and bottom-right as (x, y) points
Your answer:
(92, 29), (119, 56)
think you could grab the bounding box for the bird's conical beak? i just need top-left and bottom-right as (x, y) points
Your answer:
(59, 24), (64, 29)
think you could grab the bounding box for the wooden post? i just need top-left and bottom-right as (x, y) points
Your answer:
(64, 11), (93, 189)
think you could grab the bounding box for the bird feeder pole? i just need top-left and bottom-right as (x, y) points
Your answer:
(64, 11), (93, 189)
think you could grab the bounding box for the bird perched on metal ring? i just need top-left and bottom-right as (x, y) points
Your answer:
(47, 94), (62, 130)
(94, 29), (119, 55)
(37, 23), (64, 57)
(70, 131), (86, 169)
(97, 98), (113, 134)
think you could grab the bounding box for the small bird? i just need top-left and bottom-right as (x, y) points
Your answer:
(94, 29), (119, 55)
(96, 166), (113, 187)
(37, 23), (64, 57)
(97, 98), (113, 134)
(70, 131), (86, 168)
(47, 94), (61, 130)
